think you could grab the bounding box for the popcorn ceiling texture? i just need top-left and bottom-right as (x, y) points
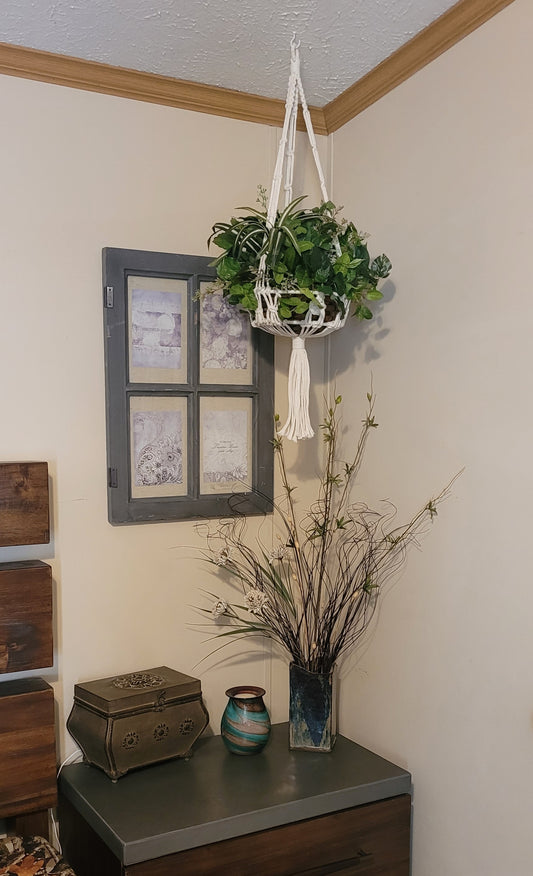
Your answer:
(1, 0), (458, 105)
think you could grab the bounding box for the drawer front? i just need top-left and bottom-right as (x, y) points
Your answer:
(0, 561), (53, 674)
(126, 794), (411, 876)
(0, 462), (49, 546)
(0, 679), (57, 818)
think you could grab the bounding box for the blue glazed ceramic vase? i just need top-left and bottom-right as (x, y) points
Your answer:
(221, 686), (271, 755)
(289, 663), (337, 752)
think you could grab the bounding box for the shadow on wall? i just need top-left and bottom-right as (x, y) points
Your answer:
(272, 278), (394, 489)
(331, 278), (396, 381)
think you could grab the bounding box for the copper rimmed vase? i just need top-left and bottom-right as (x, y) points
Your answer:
(289, 663), (337, 752)
(221, 686), (271, 755)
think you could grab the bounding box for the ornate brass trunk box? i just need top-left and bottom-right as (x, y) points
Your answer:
(67, 666), (209, 780)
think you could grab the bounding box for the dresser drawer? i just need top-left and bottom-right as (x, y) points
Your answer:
(124, 794), (411, 876)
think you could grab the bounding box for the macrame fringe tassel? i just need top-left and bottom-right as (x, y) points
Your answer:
(279, 337), (314, 441)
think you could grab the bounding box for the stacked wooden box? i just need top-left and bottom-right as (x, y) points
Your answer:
(0, 462), (57, 833)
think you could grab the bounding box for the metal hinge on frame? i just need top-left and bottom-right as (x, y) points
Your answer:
(108, 467), (118, 488)
(104, 285), (114, 308)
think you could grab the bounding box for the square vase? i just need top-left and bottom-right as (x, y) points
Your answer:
(289, 663), (337, 752)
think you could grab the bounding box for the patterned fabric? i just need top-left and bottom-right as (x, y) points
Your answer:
(0, 836), (75, 876)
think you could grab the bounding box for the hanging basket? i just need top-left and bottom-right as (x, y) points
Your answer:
(207, 38), (391, 442)
(252, 288), (348, 338)
(250, 37), (348, 441)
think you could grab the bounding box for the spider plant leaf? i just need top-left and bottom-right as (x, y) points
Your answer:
(279, 224), (301, 254)
(267, 228), (284, 264)
(277, 195), (308, 226)
(235, 205), (268, 219)
(234, 227), (266, 258)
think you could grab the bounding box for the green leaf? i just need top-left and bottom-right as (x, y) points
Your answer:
(299, 288), (319, 302)
(234, 205), (269, 219)
(241, 291), (258, 311)
(354, 304), (373, 320)
(279, 224), (302, 255)
(295, 266), (311, 287)
(213, 231), (237, 251)
(370, 254), (392, 278)
(217, 257), (241, 281)
(366, 289), (383, 300)
(284, 246), (296, 271)
(315, 266), (331, 284)
(308, 247), (330, 274)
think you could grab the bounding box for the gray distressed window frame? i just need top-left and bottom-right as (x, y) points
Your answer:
(102, 247), (274, 524)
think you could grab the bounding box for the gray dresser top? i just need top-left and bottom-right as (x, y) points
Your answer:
(60, 723), (411, 866)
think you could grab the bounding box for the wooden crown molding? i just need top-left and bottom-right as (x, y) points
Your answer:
(0, 0), (516, 136)
(0, 41), (328, 135)
(324, 0), (516, 133)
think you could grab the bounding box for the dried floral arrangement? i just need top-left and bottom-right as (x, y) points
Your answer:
(198, 392), (457, 674)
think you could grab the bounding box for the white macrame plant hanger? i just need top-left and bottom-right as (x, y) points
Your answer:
(252, 38), (349, 441)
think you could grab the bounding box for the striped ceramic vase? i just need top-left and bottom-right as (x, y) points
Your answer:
(221, 686), (271, 755)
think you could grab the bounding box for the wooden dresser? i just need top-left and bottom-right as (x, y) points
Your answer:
(59, 723), (411, 875)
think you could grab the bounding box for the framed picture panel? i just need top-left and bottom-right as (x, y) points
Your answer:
(103, 248), (274, 523)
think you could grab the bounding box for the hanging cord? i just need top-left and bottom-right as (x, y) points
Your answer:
(267, 35), (301, 223)
(50, 747), (84, 852)
(257, 38), (300, 285)
(260, 38), (340, 440)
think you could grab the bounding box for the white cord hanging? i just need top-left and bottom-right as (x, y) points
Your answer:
(251, 37), (349, 440)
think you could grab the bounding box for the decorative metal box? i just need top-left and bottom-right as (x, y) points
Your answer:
(67, 667), (209, 780)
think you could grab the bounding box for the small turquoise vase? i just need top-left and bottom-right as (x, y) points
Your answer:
(289, 663), (337, 752)
(221, 686), (271, 755)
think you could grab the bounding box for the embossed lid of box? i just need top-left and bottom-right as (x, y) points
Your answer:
(72, 667), (201, 715)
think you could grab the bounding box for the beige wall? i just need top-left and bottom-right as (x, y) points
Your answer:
(1, 1), (531, 871)
(331, 1), (533, 873)
(0, 73), (330, 750)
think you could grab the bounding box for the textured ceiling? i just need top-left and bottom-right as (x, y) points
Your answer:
(1, 0), (460, 106)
